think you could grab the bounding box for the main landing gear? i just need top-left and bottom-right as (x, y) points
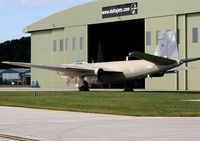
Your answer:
(78, 80), (89, 91)
(124, 81), (134, 91)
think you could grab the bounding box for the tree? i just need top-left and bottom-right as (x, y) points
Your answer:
(0, 37), (30, 69)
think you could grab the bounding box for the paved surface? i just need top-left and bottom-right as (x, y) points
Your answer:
(0, 107), (200, 141)
(0, 87), (199, 92)
(0, 88), (79, 92)
(0, 88), (125, 92)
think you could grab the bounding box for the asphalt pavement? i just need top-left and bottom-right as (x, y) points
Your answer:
(0, 106), (200, 141)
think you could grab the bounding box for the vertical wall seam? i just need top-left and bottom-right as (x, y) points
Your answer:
(175, 15), (179, 90)
(185, 14), (188, 90)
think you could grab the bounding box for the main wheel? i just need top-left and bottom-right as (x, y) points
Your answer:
(124, 82), (134, 91)
(79, 81), (89, 91)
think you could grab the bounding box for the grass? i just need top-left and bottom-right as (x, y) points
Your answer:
(0, 91), (200, 116)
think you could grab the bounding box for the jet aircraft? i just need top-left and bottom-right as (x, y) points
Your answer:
(2, 32), (200, 91)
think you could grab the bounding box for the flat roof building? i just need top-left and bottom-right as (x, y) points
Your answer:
(24, 0), (200, 90)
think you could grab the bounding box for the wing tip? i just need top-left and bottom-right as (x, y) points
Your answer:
(1, 61), (10, 64)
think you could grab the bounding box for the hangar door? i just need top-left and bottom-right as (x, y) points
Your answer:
(145, 15), (178, 91)
(88, 19), (145, 88)
(186, 13), (200, 90)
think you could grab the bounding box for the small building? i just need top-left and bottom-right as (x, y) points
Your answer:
(0, 68), (30, 85)
(2, 69), (20, 82)
(22, 70), (31, 85)
(0, 69), (5, 84)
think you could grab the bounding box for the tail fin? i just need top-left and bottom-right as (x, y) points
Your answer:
(155, 31), (179, 60)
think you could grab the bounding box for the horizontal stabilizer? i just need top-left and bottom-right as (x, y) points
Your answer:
(180, 58), (200, 63)
(129, 51), (178, 65)
(165, 66), (200, 74)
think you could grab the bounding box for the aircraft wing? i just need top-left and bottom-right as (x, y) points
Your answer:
(129, 51), (178, 65)
(167, 66), (200, 73)
(2, 61), (121, 77)
(180, 58), (200, 63)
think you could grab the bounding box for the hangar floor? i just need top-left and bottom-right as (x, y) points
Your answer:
(1, 106), (200, 141)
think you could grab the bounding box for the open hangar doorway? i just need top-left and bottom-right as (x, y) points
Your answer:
(88, 19), (145, 89)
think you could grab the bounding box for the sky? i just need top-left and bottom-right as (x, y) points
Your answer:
(0, 0), (93, 43)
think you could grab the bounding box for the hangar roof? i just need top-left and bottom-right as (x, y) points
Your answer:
(0, 69), (30, 74)
(24, 0), (200, 33)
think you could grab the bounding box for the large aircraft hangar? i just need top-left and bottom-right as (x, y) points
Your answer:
(24, 0), (200, 90)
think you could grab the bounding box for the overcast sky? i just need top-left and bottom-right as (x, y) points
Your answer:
(0, 0), (93, 43)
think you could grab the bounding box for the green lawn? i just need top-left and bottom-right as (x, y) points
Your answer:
(0, 91), (200, 116)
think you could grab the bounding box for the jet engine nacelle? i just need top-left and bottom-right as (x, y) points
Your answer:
(95, 68), (104, 77)
(85, 68), (104, 83)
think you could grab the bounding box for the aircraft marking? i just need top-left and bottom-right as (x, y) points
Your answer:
(0, 134), (39, 141)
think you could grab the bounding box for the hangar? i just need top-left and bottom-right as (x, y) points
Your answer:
(24, 0), (200, 90)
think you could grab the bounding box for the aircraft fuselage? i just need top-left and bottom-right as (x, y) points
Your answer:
(81, 60), (179, 84)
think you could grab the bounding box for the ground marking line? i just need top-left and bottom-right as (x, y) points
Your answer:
(0, 134), (39, 141)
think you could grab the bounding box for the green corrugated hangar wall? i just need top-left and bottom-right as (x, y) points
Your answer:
(31, 26), (87, 88)
(145, 14), (200, 91)
(25, 0), (200, 90)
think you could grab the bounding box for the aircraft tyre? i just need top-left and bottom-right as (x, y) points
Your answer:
(79, 81), (89, 91)
(124, 82), (134, 92)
